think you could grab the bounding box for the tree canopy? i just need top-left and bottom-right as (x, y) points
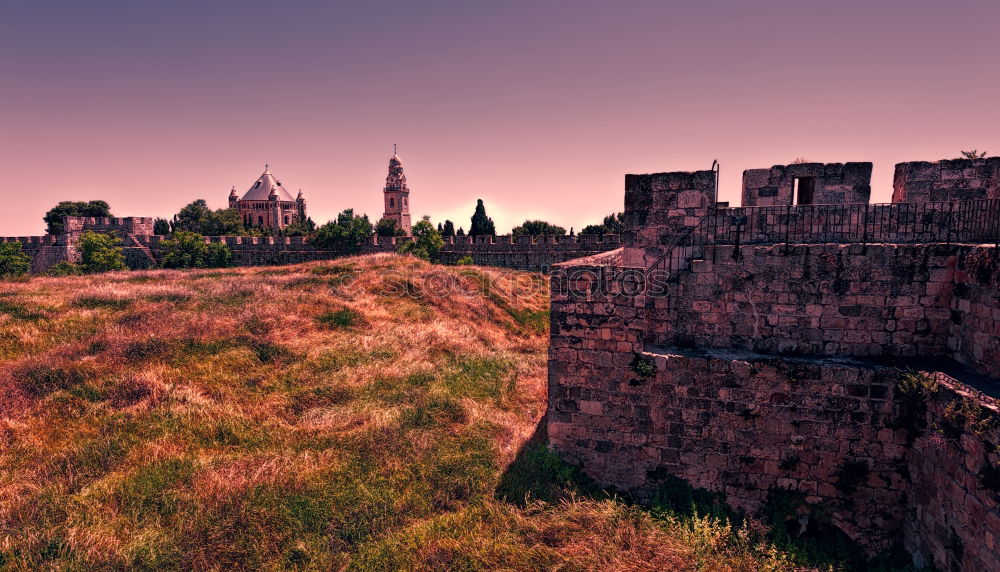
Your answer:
(398, 216), (444, 262)
(511, 220), (567, 236)
(375, 217), (407, 237)
(580, 212), (624, 235)
(469, 199), (496, 236)
(172, 200), (244, 236)
(77, 231), (126, 273)
(43, 200), (112, 234)
(312, 210), (373, 253)
(161, 231), (232, 268)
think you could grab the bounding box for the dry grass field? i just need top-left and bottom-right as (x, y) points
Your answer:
(0, 254), (805, 570)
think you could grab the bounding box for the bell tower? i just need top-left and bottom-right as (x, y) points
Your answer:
(383, 145), (412, 236)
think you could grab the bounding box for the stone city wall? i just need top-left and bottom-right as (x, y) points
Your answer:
(893, 157), (1000, 203)
(548, 251), (1000, 565)
(742, 162), (872, 207)
(2, 229), (623, 274)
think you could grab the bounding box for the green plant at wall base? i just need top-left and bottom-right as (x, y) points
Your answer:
(630, 354), (656, 377)
(77, 231), (127, 273)
(46, 261), (82, 276)
(0, 242), (31, 278)
(832, 459), (870, 496)
(456, 256), (473, 266)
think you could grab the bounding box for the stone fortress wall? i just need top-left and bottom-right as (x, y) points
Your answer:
(0, 218), (622, 273)
(548, 157), (1000, 570)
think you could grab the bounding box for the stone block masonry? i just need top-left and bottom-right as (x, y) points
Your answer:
(3, 218), (622, 274)
(893, 157), (1000, 203)
(549, 155), (1000, 570)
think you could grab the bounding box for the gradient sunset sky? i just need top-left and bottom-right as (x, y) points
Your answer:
(2, 0), (998, 235)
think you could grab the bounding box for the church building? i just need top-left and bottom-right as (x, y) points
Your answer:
(382, 148), (412, 236)
(229, 165), (306, 232)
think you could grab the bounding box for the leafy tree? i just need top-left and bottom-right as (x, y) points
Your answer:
(375, 217), (407, 237)
(313, 210), (373, 253)
(172, 200), (244, 236)
(469, 199), (496, 236)
(511, 220), (567, 236)
(959, 149), (988, 159)
(43, 200), (112, 234)
(77, 231), (126, 273)
(0, 242), (31, 278)
(456, 227), (465, 237)
(580, 212), (624, 235)
(442, 219), (455, 237)
(281, 217), (316, 237)
(398, 216), (444, 262)
(153, 218), (171, 235)
(161, 231), (232, 268)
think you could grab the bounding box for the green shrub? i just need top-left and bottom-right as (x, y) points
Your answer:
(630, 354), (656, 377)
(46, 261), (82, 276)
(940, 397), (994, 439)
(456, 255), (474, 266)
(161, 231), (231, 268)
(0, 242), (31, 278)
(311, 209), (372, 253)
(77, 231), (127, 273)
(397, 216), (445, 262)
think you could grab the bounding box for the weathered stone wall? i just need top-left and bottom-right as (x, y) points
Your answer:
(893, 157), (1000, 203)
(905, 378), (1000, 571)
(622, 170), (716, 268)
(2, 230), (621, 274)
(949, 247), (1000, 379)
(741, 162), (872, 207)
(652, 243), (959, 360)
(548, 341), (910, 552)
(644, 243), (999, 379)
(548, 243), (1000, 568)
(0, 236), (72, 273)
(63, 216), (155, 238)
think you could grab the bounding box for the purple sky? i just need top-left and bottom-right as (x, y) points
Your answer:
(2, 0), (998, 235)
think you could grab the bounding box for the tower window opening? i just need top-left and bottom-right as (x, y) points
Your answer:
(390, 198), (394, 208)
(794, 177), (815, 205)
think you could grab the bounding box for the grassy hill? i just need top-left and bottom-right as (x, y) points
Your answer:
(0, 254), (805, 570)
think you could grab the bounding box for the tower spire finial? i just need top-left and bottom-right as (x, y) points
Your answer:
(393, 143), (397, 156)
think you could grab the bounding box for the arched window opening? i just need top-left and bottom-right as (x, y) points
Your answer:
(258, 216), (263, 226)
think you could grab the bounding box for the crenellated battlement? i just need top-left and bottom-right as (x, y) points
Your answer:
(549, 156), (1000, 571)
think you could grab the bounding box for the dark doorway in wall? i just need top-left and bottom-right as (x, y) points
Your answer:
(794, 177), (815, 205)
